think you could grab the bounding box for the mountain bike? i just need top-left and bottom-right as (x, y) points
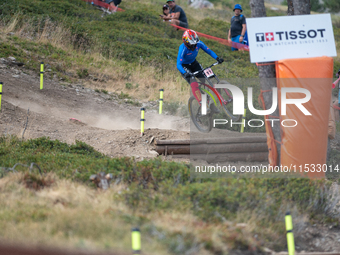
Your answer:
(188, 62), (242, 133)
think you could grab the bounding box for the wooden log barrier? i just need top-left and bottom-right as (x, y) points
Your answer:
(154, 137), (269, 162)
(191, 152), (268, 163)
(155, 136), (267, 145)
(155, 143), (268, 155)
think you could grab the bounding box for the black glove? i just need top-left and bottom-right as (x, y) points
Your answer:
(183, 72), (192, 79)
(216, 57), (224, 64)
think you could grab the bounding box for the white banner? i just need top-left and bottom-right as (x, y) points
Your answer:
(247, 14), (337, 63)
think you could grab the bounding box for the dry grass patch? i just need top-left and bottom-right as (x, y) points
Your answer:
(0, 172), (172, 254)
(0, 15), (189, 104)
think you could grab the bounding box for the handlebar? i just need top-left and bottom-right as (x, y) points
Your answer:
(191, 62), (219, 77)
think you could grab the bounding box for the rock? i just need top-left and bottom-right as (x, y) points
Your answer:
(47, 69), (52, 72)
(236, 223), (248, 228)
(189, 0), (214, 9)
(7, 32), (15, 36)
(262, 247), (274, 253)
(12, 75), (19, 78)
(149, 150), (159, 156)
(13, 62), (24, 67)
(8, 57), (16, 61)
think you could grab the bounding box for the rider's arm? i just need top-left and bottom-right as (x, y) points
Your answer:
(198, 41), (218, 60)
(177, 44), (187, 74)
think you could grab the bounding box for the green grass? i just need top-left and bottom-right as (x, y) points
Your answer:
(0, 136), (338, 253)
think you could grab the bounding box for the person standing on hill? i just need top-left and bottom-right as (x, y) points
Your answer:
(160, 4), (174, 22)
(161, 0), (188, 28)
(227, 4), (247, 51)
(105, 0), (121, 12)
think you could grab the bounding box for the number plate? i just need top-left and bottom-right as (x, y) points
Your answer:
(204, 68), (214, 78)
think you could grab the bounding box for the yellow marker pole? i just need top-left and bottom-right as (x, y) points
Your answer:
(285, 212), (295, 255)
(131, 228), (141, 254)
(40, 62), (44, 90)
(240, 108), (246, 133)
(140, 108), (145, 136)
(0, 82), (2, 111)
(159, 89), (164, 114)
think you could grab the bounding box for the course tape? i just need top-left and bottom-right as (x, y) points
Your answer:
(333, 104), (340, 111)
(82, 0), (124, 12)
(170, 24), (249, 51)
(332, 77), (340, 89)
(81, 3), (247, 51)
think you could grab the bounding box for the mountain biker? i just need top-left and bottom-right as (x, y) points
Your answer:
(177, 29), (224, 113)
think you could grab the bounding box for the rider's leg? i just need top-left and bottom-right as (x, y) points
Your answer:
(186, 60), (205, 100)
(189, 60), (220, 114)
(190, 81), (201, 104)
(182, 62), (202, 105)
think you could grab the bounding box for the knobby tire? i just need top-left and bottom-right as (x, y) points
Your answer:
(188, 96), (213, 133)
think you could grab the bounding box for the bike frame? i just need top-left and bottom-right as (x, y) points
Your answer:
(190, 62), (233, 108)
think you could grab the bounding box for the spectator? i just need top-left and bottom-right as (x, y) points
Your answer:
(162, 0), (188, 28)
(105, 0), (121, 12)
(160, 4), (172, 21)
(228, 4), (247, 51)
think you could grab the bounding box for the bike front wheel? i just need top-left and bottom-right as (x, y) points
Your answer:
(217, 80), (242, 122)
(188, 96), (213, 133)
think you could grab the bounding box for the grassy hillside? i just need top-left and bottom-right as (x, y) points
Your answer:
(0, 0), (300, 105)
(0, 136), (338, 254)
(1, 0), (339, 133)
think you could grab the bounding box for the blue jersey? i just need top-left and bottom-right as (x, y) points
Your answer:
(177, 41), (218, 74)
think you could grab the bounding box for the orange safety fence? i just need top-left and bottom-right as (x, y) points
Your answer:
(82, 0), (124, 12)
(169, 24), (249, 51)
(276, 56), (334, 179)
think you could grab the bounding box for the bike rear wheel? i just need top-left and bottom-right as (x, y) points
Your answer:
(217, 80), (242, 122)
(188, 96), (213, 133)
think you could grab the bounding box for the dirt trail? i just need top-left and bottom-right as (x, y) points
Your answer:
(0, 62), (269, 161)
(0, 64), (191, 159)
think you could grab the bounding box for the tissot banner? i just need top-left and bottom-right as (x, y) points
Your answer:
(247, 14), (337, 63)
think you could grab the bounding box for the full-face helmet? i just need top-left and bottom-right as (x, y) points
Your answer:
(182, 29), (199, 51)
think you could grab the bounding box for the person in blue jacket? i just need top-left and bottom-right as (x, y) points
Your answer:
(177, 29), (224, 113)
